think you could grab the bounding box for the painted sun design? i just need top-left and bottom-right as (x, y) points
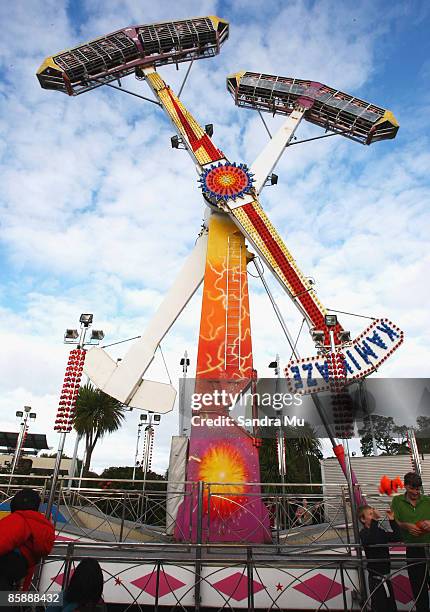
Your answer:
(199, 162), (254, 201)
(198, 442), (248, 518)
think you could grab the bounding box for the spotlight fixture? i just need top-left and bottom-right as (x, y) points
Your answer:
(324, 314), (338, 327)
(140, 414), (148, 422)
(64, 329), (79, 341)
(265, 173), (278, 187)
(153, 414), (161, 424)
(204, 123), (214, 137)
(79, 313), (94, 326)
(180, 357), (190, 366)
(90, 329), (105, 341)
(311, 329), (325, 343)
(16, 411), (23, 418)
(171, 135), (180, 149)
(338, 330), (351, 343)
(268, 361), (278, 369)
(30, 413), (37, 420)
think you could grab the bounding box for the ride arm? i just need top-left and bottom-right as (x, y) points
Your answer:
(250, 108), (305, 195)
(142, 67), (227, 170)
(220, 193), (342, 345)
(84, 230), (208, 410)
(143, 68), (338, 343)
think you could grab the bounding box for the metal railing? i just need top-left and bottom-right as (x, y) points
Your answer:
(2, 475), (427, 609)
(32, 540), (426, 611)
(0, 474), (362, 544)
(0, 475), (359, 546)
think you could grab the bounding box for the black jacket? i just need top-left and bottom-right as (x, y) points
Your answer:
(359, 519), (402, 576)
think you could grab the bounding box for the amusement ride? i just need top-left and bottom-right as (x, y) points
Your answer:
(35, 14), (408, 609)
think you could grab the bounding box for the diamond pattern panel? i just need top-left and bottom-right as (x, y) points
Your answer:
(131, 569), (185, 598)
(293, 572), (347, 603)
(212, 571), (265, 601)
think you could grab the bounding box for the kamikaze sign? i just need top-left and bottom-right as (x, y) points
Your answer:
(285, 319), (404, 394)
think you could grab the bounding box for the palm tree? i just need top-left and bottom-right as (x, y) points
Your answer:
(260, 423), (322, 488)
(73, 383), (126, 475)
(285, 423), (322, 483)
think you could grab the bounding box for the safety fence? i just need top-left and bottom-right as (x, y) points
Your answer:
(0, 475), (358, 546)
(34, 541), (428, 611)
(0, 475), (427, 609)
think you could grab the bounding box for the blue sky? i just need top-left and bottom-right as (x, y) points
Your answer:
(0, 0), (429, 473)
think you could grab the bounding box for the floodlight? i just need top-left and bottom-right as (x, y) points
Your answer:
(205, 124), (214, 137)
(140, 414), (148, 421)
(180, 357), (190, 366)
(91, 329), (105, 341)
(153, 414), (161, 424)
(171, 135), (180, 149)
(311, 329), (325, 343)
(338, 331), (351, 343)
(324, 314), (338, 327)
(30, 413), (37, 420)
(16, 411), (23, 418)
(268, 361), (278, 369)
(64, 329), (79, 340)
(79, 313), (93, 326)
(265, 173), (278, 187)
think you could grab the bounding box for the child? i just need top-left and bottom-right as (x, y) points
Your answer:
(50, 558), (105, 611)
(0, 488), (55, 591)
(358, 505), (402, 612)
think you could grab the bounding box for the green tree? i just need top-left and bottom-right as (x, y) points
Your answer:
(358, 414), (408, 456)
(99, 466), (166, 490)
(284, 423), (322, 485)
(259, 438), (281, 488)
(415, 416), (430, 454)
(259, 423), (322, 490)
(73, 383), (126, 475)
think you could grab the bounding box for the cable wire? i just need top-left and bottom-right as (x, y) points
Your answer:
(101, 335), (141, 349)
(327, 308), (376, 321)
(159, 344), (172, 385)
(253, 258), (299, 360)
(178, 57), (194, 98)
(289, 318), (306, 362)
(90, 76), (161, 106)
(258, 110), (272, 139)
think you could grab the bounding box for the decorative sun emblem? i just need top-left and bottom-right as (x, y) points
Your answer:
(199, 161), (254, 201)
(197, 442), (248, 518)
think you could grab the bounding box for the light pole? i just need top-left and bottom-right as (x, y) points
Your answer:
(67, 433), (82, 488)
(269, 355), (286, 486)
(141, 412), (161, 492)
(132, 415), (145, 480)
(45, 314), (104, 520)
(139, 412), (161, 523)
(9, 406), (36, 482)
(179, 351), (190, 436)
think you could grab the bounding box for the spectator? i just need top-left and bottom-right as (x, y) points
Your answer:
(295, 498), (312, 525)
(392, 472), (430, 612)
(0, 488), (55, 591)
(58, 558), (105, 611)
(359, 505), (401, 611)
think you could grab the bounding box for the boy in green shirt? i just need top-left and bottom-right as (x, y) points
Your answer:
(392, 472), (430, 612)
